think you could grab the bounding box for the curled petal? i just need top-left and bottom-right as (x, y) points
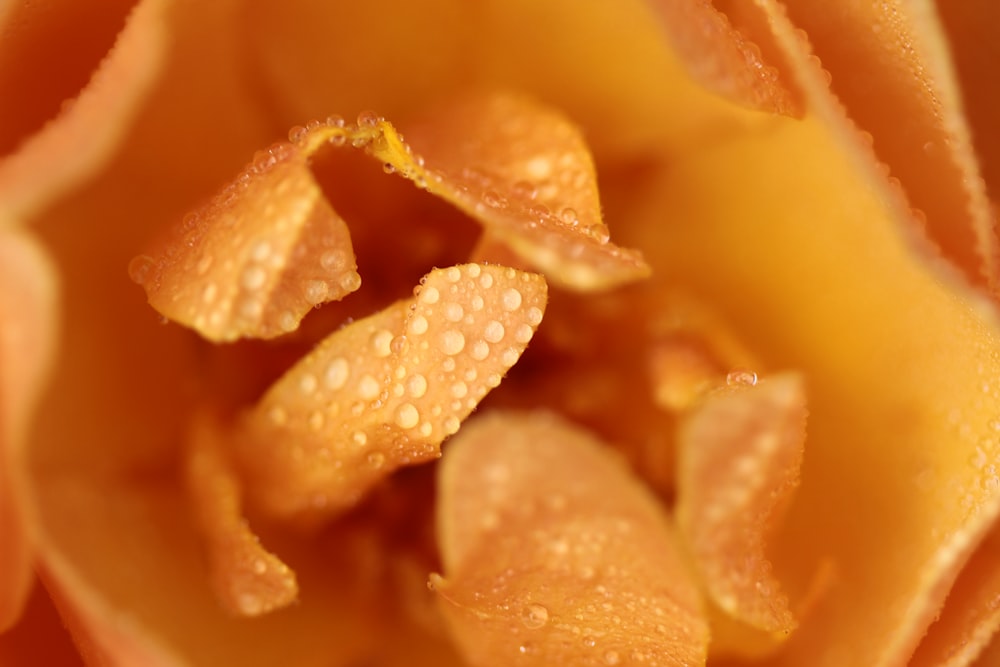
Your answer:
(131, 142), (359, 342)
(0, 0), (167, 220)
(237, 264), (547, 520)
(435, 410), (708, 666)
(676, 373), (806, 635)
(758, 0), (996, 289)
(0, 228), (57, 631)
(293, 92), (650, 291)
(910, 522), (1000, 667)
(185, 410), (298, 616)
(647, 0), (801, 116)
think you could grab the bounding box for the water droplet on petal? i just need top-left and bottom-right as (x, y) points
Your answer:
(522, 604), (550, 629)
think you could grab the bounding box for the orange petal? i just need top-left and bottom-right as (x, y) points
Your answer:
(936, 3), (1000, 205)
(0, 0), (167, 220)
(434, 410), (708, 666)
(646, 0), (801, 116)
(909, 521), (1000, 667)
(770, 0), (997, 290)
(236, 264), (547, 520)
(676, 373), (806, 636)
(292, 92), (650, 291)
(0, 228), (57, 631)
(131, 141), (360, 342)
(185, 410), (298, 616)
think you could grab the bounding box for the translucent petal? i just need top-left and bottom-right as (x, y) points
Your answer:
(435, 410), (708, 666)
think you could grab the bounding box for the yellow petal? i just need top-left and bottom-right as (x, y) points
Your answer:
(909, 522), (1000, 667)
(647, 0), (801, 116)
(131, 141), (360, 342)
(676, 373), (806, 636)
(236, 264), (546, 520)
(435, 410), (708, 666)
(771, 0), (996, 289)
(185, 409), (298, 616)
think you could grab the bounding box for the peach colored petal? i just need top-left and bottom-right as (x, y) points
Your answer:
(936, 3), (1000, 204)
(971, 631), (1000, 667)
(132, 141), (360, 342)
(676, 373), (806, 636)
(647, 0), (801, 116)
(0, 228), (57, 631)
(435, 410), (708, 666)
(0, 0), (167, 220)
(288, 93), (649, 291)
(773, 0), (997, 290)
(185, 410), (298, 616)
(236, 264), (546, 521)
(909, 522), (1000, 667)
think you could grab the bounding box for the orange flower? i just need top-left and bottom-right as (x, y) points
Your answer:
(2, 1), (999, 665)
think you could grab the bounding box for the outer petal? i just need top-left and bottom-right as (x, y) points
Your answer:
(435, 411), (708, 666)
(0, 228), (57, 631)
(609, 19), (1000, 665)
(770, 0), (997, 289)
(0, 0), (167, 220)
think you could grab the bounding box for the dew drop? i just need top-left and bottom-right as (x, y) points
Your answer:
(356, 110), (379, 128)
(444, 302), (465, 322)
(371, 329), (394, 358)
(502, 288), (523, 311)
(325, 114), (345, 128)
(483, 190), (506, 208)
(407, 373), (428, 398)
(420, 285), (440, 304)
(440, 330), (466, 355)
(483, 320), (505, 343)
(395, 403), (420, 429)
(560, 207), (579, 225)
(304, 280), (328, 305)
(128, 255), (156, 285)
(325, 358), (350, 390)
(443, 415), (461, 435)
(726, 369), (758, 387)
(521, 604), (549, 629)
(470, 340), (490, 361)
(409, 315), (429, 335)
(367, 451), (385, 469)
(382, 162), (396, 175)
(604, 650), (621, 665)
(288, 125), (307, 143)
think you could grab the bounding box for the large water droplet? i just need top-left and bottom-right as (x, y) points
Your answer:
(726, 369), (758, 387)
(128, 255), (155, 285)
(521, 604), (549, 629)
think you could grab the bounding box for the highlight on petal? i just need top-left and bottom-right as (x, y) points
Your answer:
(756, 0), (997, 289)
(185, 410), (298, 616)
(295, 91), (650, 291)
(0, 0), (167, 220)
(647, 0), (801, 117)
(909, 522), (1000, 667)
(676, 373), (806, 637)
(434, 410), (708, 666)
(0, 228), (57, 631)
(236, 264), (547, 520)
(130, 141), (360, 342)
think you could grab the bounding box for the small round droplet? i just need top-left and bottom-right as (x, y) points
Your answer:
(560, 207), (579, 225)
(395, 403), (420, 429)
(367, 451), (385, 469)
(409, 315), (429, 335)
(407, 374), (428, 398)
(726, 369), (758, 387)
(325, 358), (350, 390)
(604, 650), (621, 665)
(420, 286), (440, 304)
(484, 320), (505, 343)
(371, 329), (394, 357)
(502, 288), (523, 311)
(288, 125), (307, 143)
(382, 162), (396, 174)
(128, 255), (156, 285)
(522, 604), (550, 629)
(440, 330), (466, 355)
(356, 110), (380, 128)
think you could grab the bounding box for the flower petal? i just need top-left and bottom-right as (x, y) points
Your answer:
(237, 264), (546, 520)
(676, 373), (806, 635)
(768, 0), (997, 289)
(185, 410), (298, 616)
(909, 522), (1000, 667)
(0, 228), (57, 631)
(434, 410), (708, 666)
(0, 0), (167, 220)
(131, 141), (360, 342)
(647, 0), (801, 116)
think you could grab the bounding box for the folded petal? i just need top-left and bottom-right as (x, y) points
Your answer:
(909, 521), (1000, 667)
(131, 140), (360, 342)
(0, 0), (167, 220)
(237, 264), (546, 520)
(766, 0), (997, 289)
(435, 410), (708, 666)
(676, 373), (806, 636)
(0, 228), (57, 631)
(613, 28), (1000, 663)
